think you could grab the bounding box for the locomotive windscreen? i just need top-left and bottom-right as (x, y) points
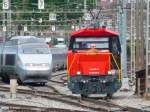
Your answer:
(73, 37), (109, 49)
(5, 54), (15, 65)
(19, 44), (49, 54)
(18, 38), (45, 44)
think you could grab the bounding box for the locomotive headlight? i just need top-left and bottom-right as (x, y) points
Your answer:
(83, 80), (86, 83)
(25, 63), (33, 67)
(108, 70), (116, 75)
(29, 63), (33, 66)
(108, 71), (112, 75)
(81, 80), (89, 83)
(41, 63), (49, 67)
(102, 80), (106, 83)
(77, 71), (81, 75)
(42, 63), (46, 66)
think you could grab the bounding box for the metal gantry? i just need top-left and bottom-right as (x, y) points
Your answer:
(146, 0), (150, 96)
(130, 0), (146, 95)
(130, 0), (136, 83)
(135, 0), (145, 71)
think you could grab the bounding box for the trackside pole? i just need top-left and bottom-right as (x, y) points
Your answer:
(10, 78), (17, 99)
(118, 0), (130, 91)
(120, 51), (129, 91)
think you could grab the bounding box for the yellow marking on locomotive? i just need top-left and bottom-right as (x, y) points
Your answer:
(111, 53), (122, 81)
(67, 55), (69, 80)
(67, 54), (78, 79)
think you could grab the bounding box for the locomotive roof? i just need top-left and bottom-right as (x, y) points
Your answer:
(11, 36), (37, 40)
(9, 36), (45, 45)
(71, 28), (119, 37)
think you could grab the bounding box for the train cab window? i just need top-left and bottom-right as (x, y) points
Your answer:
(72, 37), (109, 50)
(18, 38), (45, 44)
(5, 54), (15, 66)
(4, 41), (17, 66)
(19, 44), (49, 54)
(110, 37), (121, 54)
(5, 41), (12, 46)
(5, 40), (18, 46)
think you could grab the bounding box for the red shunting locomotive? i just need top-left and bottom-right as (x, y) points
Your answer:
(67, 27), (122, 98)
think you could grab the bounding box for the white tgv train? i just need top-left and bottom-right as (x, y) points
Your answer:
(0, 36), (52, 85)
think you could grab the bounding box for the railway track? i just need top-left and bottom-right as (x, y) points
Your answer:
(49, 71), (144, 112)
(0, 83), (123, 111)
(0, 102), (88, 112)
(0, 71), (144, 112)
(49, 71), (67, 85)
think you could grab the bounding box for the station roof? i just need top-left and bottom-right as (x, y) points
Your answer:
(71, 28), (119, 37)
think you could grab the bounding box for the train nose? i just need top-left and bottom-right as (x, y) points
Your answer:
(21, 69), (52, 83)
(18, 63), (52, 83)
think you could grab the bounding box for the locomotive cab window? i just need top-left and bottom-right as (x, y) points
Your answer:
(19, 44), (49, 54)
(71, 37), (109, 50)
(4, 40), (17, 66)
(110, 37), (121, 54)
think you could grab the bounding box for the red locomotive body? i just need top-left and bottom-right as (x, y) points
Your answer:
(67, 27), (122, 98)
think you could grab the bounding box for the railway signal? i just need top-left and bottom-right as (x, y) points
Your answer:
(3, 26), (6, 32)
(24, 26), (27, 32)
(3, 0), (10, 9)
(38, 0), (44, 9)
(39, 18), (43, 23)
(49, 13), (57, 21)
(52, 25), (55, 31)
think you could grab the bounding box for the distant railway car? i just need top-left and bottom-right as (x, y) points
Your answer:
(0, 36), (52, 84)
(50, 47), (67, 71)
(67, 27), (122, 98)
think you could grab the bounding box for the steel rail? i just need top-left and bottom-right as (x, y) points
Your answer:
(0, 102), (87, 112)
